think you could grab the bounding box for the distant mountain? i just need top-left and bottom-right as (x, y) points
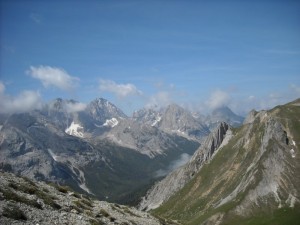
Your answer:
(0, 96), (249, 206)
(0, 97), (200, 204)
(85, 98), (128, 123)
(143, 99), (300, 225)
(133, 104), (210, 141)
(205, 106), (244, 129)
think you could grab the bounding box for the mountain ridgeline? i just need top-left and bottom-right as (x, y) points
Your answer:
(1, 97), (241, 205)
(0, 96), (299, 225)
(148, 99), (300, 225)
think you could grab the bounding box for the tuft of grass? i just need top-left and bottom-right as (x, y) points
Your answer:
(73, 200), (91, 211)
(81, 198), (93, 207)
(22, 176), (37, 187)
(0, 187), (42, 209)
(56, 185), (71, 193)
(8, 182), (37, 195)
(3, 204), (27, 221)
(99, 208), (110, 217)
(89, 218), (106, 225)
(48, 182), (72, 194)
(109, 216), (116, 222)
(36, 190), (61, 210)
(73, 192), (81, 198)
(123, 207), (140, 217)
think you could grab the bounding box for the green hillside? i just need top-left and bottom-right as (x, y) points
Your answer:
(153, 99), (300, 225)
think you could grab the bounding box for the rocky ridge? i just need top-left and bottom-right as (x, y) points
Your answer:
(0, 172), (177, 225)
(151, 99), (300, 225)
(139, 122), (230, 211)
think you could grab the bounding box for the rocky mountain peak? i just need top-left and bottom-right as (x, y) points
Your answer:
(132, 108), (160, 126)
(86, 98), (127, 123)
(206, 106), (244, 129)
(48, 98), (65, 111)
(243, 109), (258, 124)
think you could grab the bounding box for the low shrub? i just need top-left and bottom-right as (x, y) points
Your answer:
(3, 204), (27, 221)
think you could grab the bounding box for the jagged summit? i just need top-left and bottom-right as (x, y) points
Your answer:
(134, 103), (210, 141)
(86, 98), (127, 122)
(132, 107), (161, 127)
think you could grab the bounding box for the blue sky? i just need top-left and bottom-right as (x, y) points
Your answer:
(1, 0), (300, 115)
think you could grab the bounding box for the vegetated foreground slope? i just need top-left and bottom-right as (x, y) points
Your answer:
(153, 99), (300, 225)
(0, 172), (177, 225)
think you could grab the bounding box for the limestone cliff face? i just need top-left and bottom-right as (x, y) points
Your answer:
(151, 99), (300, 225)
(139, 122), (230, 211)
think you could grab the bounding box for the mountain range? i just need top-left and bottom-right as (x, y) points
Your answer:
(0, 97), (242, 205)
(0, 97), (299, 225)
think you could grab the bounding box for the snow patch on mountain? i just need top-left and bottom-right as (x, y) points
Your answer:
(290, 149), (296, 158)
(65, 121), (84, 138)
(103, 118), (119, 127)
(77, 168), (93, 194)
(286, 194), (297, 208)
(47, 149), (59, 161)
(151, 116), (161, 126)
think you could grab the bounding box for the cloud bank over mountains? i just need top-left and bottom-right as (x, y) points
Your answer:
(99, 79), (143, 98)
(1, 65), (299, 115)
(0, 82), (42, 114)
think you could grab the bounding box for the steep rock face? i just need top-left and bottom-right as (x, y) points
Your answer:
(133, 104), (210, 141)
(159, 104), (210, 140)
(132, 108), (161, 127)
(99, 118), (199, 158)
(139, 122), (230, 211)
(0, 172), (169, 225)
(153, 99), (300, 225)
(85, 98), (127, 123)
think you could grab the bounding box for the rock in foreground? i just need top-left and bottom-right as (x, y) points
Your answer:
(0, 172), (176, 225)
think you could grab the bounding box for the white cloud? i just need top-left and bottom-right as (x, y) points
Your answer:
(0, 82), (42, 114)
(155, 153), (191, 177)
(28, 65), (79, 91)
(65, 102), (87, 113)
(146, 91), (172, 108)
(0, 82), (5, 94)
(206, 89), (230, 109)
(30, 13), (42, 24)
(290, 84), (300, 95)
(99, 79), (142, 98)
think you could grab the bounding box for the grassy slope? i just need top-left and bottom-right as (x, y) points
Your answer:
(153, 99), (300, 225)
